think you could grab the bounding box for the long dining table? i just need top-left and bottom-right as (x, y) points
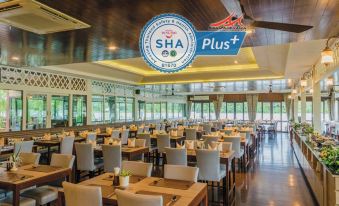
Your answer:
(57, 173), (208, 206)
(94, 145), (149, 161)
(0, 164), (72, 206)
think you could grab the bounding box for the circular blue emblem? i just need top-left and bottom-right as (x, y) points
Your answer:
(140, 14), (197, 73)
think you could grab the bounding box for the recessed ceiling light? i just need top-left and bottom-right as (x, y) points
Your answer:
(246, 28), (255, 34)
(11, 56), (19, 61)
(188, 64), (192, 68)
(234, 60), (238, 64)
(108, 45), (118, 51)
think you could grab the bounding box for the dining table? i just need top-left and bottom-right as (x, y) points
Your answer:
(0, 164), (72, 206)
(57, 173), (208, 206)
(150, 135), (185, 147)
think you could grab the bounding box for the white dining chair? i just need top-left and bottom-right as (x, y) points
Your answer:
(14, 140), (34, 153)
(115, 189), (162, 206)
(0, 196), (36, 206)
(202, 124), (212, 134)
(21, 154), (75, 206)
(156, 134), (170, 165)
(74, 143), (103, 181)
(164, 147), (187, 166)
(62, 182), (102, 206)
(111, 130), (120, 138)
(202, 135), (219, 148)
(122, 161), (152, 177)
(19, 152), (40, 166)
(121, 129), (129, 145)
(60, 136), (75, 155)
(164, 164), (199, 182)
(223, 136), (243, 159)
(137, 127), (144, 134)
(185, 128), (197, 140)
(102, 144), (121, 172)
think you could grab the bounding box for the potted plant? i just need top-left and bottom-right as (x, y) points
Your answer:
(119, 169), (132, 188)
(9, 147), (21, 171)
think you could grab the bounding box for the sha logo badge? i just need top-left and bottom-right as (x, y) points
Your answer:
(139, 14), (197, 73)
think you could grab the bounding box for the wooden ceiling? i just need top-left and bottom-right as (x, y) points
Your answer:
(0, 0), (338, 67)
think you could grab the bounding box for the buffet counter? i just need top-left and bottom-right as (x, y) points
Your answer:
(291, 129), (339, 206)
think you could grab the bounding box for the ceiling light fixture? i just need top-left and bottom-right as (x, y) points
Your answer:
(292, 89), (297, 94)
(234, 60), (238, 64)
(327, 78), (334, 86)
(108, 45), (118, 51)
(300, 79), (307, 87)
(309, 88), (313, 93)
(246, 28), (255, 34)
(321, 34), (338, 66)
(288, 95), (292, 99)
(11, 56), (19, 61)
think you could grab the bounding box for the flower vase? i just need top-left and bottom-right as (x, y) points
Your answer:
(10, 162), (18, 171)
(119, 176), (129, 188)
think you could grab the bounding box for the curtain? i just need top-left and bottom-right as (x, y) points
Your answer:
(187, 101), (192, 119)
(246, 94), (258, 121)
(283, 94), (291, 121)
(329, 93), (335, 121)
(214, 94), (224, 120)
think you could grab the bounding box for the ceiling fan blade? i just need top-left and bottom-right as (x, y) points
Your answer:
(252, 21), (313, 33)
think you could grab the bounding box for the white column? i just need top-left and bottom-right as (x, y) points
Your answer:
(69, 94), (73, 127)
(46, 94), (51, 128)
(22, 90), (27, 130)
(293, 96), (299, 123)
(300, 88), (306, 123)
(313, 81), (321, 132)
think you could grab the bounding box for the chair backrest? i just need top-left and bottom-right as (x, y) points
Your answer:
(60, 136), (75, 155)
(111, 130), (120, 138)
(74, 143), (95, 171)
(121, 129), (129, 145)
(224, 130), (232, 135)
(136, 133), (151, 147)
(63, 182), (102, 206)
(185, 128), (197, 140)
(137, 127), (144, 134)
(86, 133), (96, 142)
(164, 164), (199, 182)
(155, 124), (161, 131)
(135, 139), (146, 147)
(160, 124), (166, 131)
(202, 135), (219, 148)
(164, 147), (187, 166)
(223, 136), (241, 157)
(50, 153), (75, 169)
(102, 145), (121, 172)
(196, 149), (221, 181)
(122, 161), (152, 177)
(202, 124), (212, 134)
(156, 134), (170, 153)
(143, 126), (150, 133)
(14, 141), (34, 153)
(19, 152), (40, 165)
(115, 189), (162, 206)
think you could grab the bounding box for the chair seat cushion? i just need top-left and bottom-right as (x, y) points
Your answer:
(21, 185), (59, 205)
(0, 196), (36, 206)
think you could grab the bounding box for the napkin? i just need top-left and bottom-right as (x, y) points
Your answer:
(176, 142), (185, 149)
(185, 140), (195, 150)
(170, 130), (178, 137)
(88, 140), (97, 148)
(208, 142), (222, 151)
(128, 138), (136, 147)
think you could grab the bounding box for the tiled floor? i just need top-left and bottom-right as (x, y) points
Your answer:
(235, 133), (317, 206)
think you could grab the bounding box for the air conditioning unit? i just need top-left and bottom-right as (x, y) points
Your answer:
(0, 0), (90, 34)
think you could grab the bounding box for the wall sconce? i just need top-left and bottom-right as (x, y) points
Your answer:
(288, 95), (292, 99)
(292, 89), (297, 94)
(327, 78), (334, 86)
(321, 35), (338, 66)
(309, 88), (313, 93)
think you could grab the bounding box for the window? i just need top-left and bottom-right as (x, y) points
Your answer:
(210, 103), (216, 120)
(116, 97), (126, 121)
(146, 103), (153, 120)
(272, 102), (281, 130)
(0, 90), (22, 132)
(27, 95), (47, 130)
(193, 103), (201, 119)
(306, 101), (313, 122)
(244, 102), (249, 120)
(173, 103), (179, 118)
(262, 102), (271, 120)
(138, 101), (145, 121)
(235, 102), (244, 120)
(167, 103), (173, 119)
(226, 103), (234, 120)
(126, 98), (134, 121)
(202, 103), (209, 120)
(256, 102), (262, 120)
(73, 95), (86, 126)
(154, 103), (161, 119)
(92, 95), (104, 123)
(51, 95), (69, 127)
(220, 102), (227, 119)
(104, 96), (115, 123)
(161, 102), (167, 119)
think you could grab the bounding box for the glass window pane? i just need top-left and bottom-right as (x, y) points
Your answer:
(244, 102), (249, 120)
(138, 101), (145, 121)
(306, 101), (313, 122)
(226, 103), (234, 120)
(202, 103), (209, 120)
(263, 102), (271, 120)
(173, 103), (179, 119)
(167, 103), (173, 119)
(0, 90), (22, 132)
(210, 103), (216, 120)
(27, 95), (47, 130)
(194, 103), (201, 119)
(104, 96), (115, 123)
(92, 95), (104, 123)
(146, 103), (153, 120)
(51, 95), (69, 127)
(161, 103), (167, 119)
(116, 97), (126, 121)
(220, 102), (227, 119)
(154, 103), (161, 119)
(73, 95), (86, 126)
(126, 98), (134, 121)
(256, 102), (263, 120)
(235, 102), (243, 120)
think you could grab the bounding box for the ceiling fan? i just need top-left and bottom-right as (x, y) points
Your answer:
(221, 0), (313, 33)
(268, 84), (273, 93)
